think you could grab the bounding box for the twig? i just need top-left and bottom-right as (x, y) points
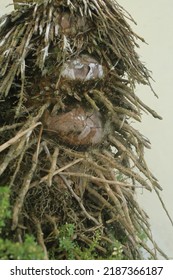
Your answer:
(59, 174), (100, 226)
(12, 128), (42, 230)
(48, 147), (59, 186)
(94, 168), (137, 243)
(78, 234), (107, 254)
(0, 138), (25, 176)
(0, 123), (23, 132)
(9, 140), (34, 188)
(31, 215), (49, 260)
(39, 158), (84, 184)
(94, 150), (152, 191)
(154, 187), (173, 227)
(108, 135), (162, 190)
(0, 122), (42, 153)
(58, 171), (138, 188)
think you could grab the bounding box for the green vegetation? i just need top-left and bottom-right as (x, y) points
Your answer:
(0, 186), (44, 260)
(49, 223), (124, 260)
(0, 187), (11, 232)
(0, 235), (45, 260)
(0, 187), (125, 260)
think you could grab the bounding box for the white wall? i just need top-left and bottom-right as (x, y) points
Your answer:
(119, 0), (173, 258)
(0, 0), (13, 15)
(0, 0), (173, 258)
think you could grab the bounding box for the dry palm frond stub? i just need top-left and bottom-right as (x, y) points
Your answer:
(0, 0), (171, 259)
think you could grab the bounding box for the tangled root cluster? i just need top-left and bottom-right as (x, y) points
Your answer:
(0, 0), (169, 259)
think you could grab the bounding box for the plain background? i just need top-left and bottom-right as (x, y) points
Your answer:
(0, 0), (173, 259)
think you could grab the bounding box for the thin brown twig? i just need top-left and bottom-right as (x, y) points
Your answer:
(12, 127), (42, 230)
(59, 174), (100, 226)
(39, 158), (84, 184)
(58, 171), (140, 188)
(48, 147), (59, 186)
(0, 122), (42, 153)
(31, 215), (49, 260)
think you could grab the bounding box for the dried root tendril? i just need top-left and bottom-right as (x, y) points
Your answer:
(0, 0), (171, 260)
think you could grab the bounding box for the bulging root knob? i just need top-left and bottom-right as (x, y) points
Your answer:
(43, 106), (104, 146)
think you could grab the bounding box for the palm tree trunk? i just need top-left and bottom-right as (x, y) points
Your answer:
(1, 0), (167, 260)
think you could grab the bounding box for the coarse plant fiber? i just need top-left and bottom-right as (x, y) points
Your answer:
(0, 0), (171, 259)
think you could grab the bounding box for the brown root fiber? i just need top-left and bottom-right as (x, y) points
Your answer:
(0, 0), (170, 259)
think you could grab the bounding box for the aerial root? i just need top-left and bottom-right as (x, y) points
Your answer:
(31, 215), (49, 260)
(0, 0), (170, 259)
(12, 126), (42, 230)
(47, 147), (59, 187)
(59, 174), (100, 226)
